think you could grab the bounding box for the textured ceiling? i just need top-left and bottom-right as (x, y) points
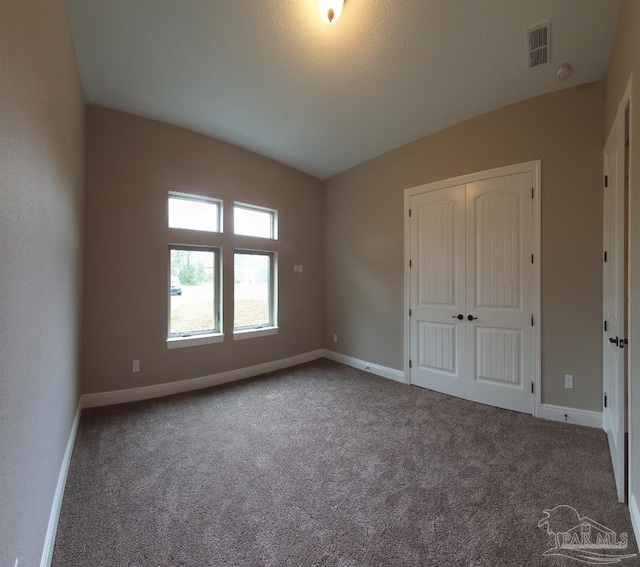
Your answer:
(67, 0), (621, 179)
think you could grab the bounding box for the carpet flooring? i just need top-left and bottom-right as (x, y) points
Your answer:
(53, 359), (639, 566)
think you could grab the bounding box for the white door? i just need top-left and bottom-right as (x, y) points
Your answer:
(603, 114), (626, 504)
(409, 169), (536, 415)
(464, 173), (535, 414)
(409, 184), (466, 398)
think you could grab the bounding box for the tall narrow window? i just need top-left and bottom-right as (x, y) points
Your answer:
(169, 247), (219, 338)
(234, 203), (277, 239)
(234, 251), (276, 330)
(169, 193), (221, 232)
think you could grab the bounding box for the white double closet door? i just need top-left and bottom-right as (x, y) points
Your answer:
(409, 171), (535, 414)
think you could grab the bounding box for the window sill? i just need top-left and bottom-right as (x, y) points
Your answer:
(167, 333), (224, 349)
(233, 327), (279, 341)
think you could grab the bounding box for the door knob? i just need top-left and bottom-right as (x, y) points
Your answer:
(609, 337), (619, 346)
(467, 315), (478, 321)
(452, 314), (464, 320)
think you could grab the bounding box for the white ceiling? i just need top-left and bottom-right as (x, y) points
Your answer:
(67, 0), (621, 179)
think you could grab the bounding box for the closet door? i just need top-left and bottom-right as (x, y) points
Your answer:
(464, 173), (534, 414)
(409, 184), (467, 398)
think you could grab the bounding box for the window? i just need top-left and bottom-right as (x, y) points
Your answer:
(166, 193), (279, 345)
(168, 247), (220, 343)
(169, 193), (221, 232)
(234, 251), (276, 334)
(234, 203), (277, 239)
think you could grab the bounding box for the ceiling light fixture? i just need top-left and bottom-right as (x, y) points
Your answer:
(318, 0), (344, 24)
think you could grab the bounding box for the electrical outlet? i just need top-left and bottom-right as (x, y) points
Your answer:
(332, 334), (338, 343)
(564, 374), (573, 389)
(133, 360), (140, 373)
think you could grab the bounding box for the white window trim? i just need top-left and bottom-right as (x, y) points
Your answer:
(168, 191), (223, 233)
(168, 245), (221, 341)
(233, 202), (278, 240)
(233, 327), (279, 341)
(167, 333), (224, 349)
(234, 249), (277, 332)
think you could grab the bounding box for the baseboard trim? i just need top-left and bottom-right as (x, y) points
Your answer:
(323, 350), (406, 384)
(81, 349), (325, 408)
(538, 403), (602, 429)
(40, 404), (81, 567)
(318, 357), (600, 426)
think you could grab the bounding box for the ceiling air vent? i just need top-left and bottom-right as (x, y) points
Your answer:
(527, 21), (550, 68)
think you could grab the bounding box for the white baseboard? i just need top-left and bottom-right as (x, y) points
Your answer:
(81, 349), (325, 408)
(538, 403), (603, 429)
(323, 350), (406, 384)
(33, 355), (624, 567)
(630, 493), (640, 550)
(40, 405), (81, 567)
(320, 357), (600, 428)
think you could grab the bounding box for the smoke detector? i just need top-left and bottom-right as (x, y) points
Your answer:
(556, 63), (572, 81)
(527, 21), (550, 68)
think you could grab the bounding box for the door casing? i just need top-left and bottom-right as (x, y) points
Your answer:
(403, 160), (542, 416)
(603, 76), (633, 504)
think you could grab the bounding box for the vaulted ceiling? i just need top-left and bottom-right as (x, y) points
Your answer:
(67, 0), (621, 179)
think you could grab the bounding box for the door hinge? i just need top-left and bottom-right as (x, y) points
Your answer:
(409, 260), (412, 268)
(605, 175), (609, 188)
(409, 359), (413, 368)
(531, 188), (534, 199)
(409, 309), (412, 317)
(604, 393), (608, 408)
(604, 251), (608, 262)
(409, 209), (412, 218)
(604, 320), (608, 332)
(531, 382), (535, 394)
(531, 315), (534, 326)
(531, 254), (534, 264)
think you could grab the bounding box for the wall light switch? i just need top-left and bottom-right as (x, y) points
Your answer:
(299, 265), (303, 273)
(564, 374), (573, 389)
(332, 334), (338, 343)
(133, 360), (140, 373)
(294, 265), (298, 272)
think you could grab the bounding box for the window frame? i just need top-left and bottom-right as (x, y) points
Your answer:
(167, 244), (223, 347)
(233, 249), (278, 336)
(168, 191), (223, 233)
(233, 202), (278, 240)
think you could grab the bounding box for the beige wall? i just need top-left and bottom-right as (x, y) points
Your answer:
(324, 84), (605, 412)
(0, 1), (84, 565)
(605, 0), (640, 528)
(82, 106), (324, 394)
